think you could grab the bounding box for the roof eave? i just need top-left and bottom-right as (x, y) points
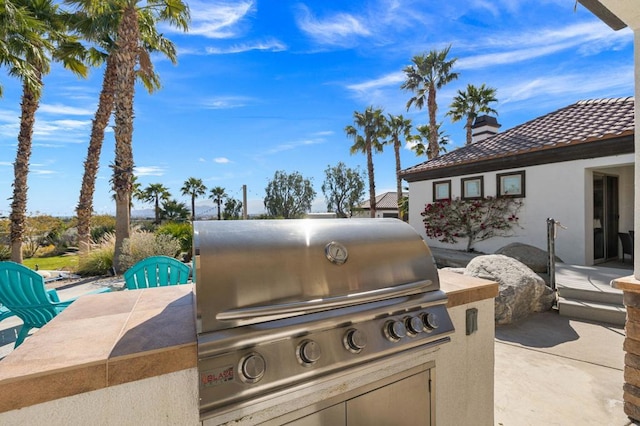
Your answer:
(578, 0), (627, 30)
(401, 134), (634, 182)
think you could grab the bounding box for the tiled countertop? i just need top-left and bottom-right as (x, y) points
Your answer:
(0, 273), (496, 414)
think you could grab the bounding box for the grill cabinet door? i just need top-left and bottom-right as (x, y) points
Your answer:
(346, 369), (431, 426)
(284, 404), (345, 426)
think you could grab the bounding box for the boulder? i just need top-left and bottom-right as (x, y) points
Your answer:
(464, 254), (555, 324)
(494, 242), (561, 273)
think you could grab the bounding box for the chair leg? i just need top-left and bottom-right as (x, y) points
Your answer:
(14, 325), (32, 348)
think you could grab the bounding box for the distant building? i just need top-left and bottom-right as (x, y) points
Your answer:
(352, 192), (407, 219)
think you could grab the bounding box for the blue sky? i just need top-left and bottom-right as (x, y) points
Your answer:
(0, 0), (634, 217)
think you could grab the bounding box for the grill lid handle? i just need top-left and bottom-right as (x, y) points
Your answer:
(216, 280), (433, 322)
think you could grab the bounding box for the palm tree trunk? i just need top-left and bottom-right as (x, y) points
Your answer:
(217, 198), (222, 220)
(427, 86), (438, 159)
(77, 56), (117, 255)
(366, 143), (376, 218)
(112, 6), (138, 273)
(10, 80), (40, 263)
(394, 140), (404, 220)
(191, 196), (196, 221)
(154, 196), (160, 224)
(465, 116), (473, 145)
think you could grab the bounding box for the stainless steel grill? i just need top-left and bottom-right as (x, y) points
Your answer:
(193, 218), (454, 423)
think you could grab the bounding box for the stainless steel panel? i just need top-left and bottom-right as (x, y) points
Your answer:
(284, 404), (345, 426)
(197, 298), (452, 416)
(346, 370), (430, 426)
(260, 362), (435, 426)
(194, 218), (439, 333)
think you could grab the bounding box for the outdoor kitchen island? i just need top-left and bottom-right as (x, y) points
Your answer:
(0, 270), (497, 425)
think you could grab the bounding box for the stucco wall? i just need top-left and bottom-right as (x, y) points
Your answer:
(0, 369), (200, 426)
(0, 299), (495, 426)
(408, 153), (634, 265)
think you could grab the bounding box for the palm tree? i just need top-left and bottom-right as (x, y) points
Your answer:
(447, 83), (498, 145)
(66, 0), (181, 255)
(411, 123), (449, 158)
(111, 174), (141, 216)
(160, 199), (189, 222)
(141, 183), (170, 225)
(181, 177), (206, 221)
(108, 0), (189, 273)
(209, 187), (227, 221)
(401, 45), (458, 159)
(8, 0), (87, 263)
(386, 114), (412, 218)
(345, 107), (388, 218)
(0, 0), (43, 97)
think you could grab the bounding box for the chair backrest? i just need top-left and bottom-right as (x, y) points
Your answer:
(0, 261), (59, 328)
(619, 232), (633, 255)
(124, 256), (190, 290)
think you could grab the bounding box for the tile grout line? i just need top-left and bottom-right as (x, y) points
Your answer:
(106, 291), (143, 386)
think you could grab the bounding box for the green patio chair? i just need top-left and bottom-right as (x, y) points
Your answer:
(0, 304), (16, 322)
(0, 261), (110, 348)
(123, 255), (191, 290)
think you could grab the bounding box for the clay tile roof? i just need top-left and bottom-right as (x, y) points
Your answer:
(359, 192), (407, 209)
(401, 97), (635, 178)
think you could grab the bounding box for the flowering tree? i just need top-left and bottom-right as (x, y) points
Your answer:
(421, 197), (522, 252)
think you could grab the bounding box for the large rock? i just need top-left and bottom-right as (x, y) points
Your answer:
(464, 254), (555, 324)
(494, 242), (560, 273)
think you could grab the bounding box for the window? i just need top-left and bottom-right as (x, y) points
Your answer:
(497, 171), (525, 197)
(433, 180), (451, 201)
(461, 176), (484, 200)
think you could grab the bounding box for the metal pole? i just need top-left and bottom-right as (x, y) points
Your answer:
(242, 185), (248, 220)
(547, 217), (556, 292)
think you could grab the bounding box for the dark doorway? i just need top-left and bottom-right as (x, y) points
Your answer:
(593, 173), (619, 263)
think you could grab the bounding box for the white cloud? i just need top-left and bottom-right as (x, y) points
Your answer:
(134, 166), (166, 176)
(32, 119), (91, 140)
(214, 157), (231, 164)
(459, 22), (632, 70)
(312, 130), (335, 137)
(181, 0), (255, 39)
(204, 38), (287, 54)
(295, 4), (371, 46)
(203, 96), (254, 109)
(346, 72), (404, 93)
(38, 103), (94, 116)
(31, 169), (57, 176)
(0, 161), (11, 166)
(499, 66), (634, 105)
(265, 138), (324, 155)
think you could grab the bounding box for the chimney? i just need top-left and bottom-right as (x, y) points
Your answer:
(471, 115), (500, 143)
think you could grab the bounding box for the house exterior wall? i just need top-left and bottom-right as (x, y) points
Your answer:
(351, 209), (399, 218)
(408, 153), (634, 265)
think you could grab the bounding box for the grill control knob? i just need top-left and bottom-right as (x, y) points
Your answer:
(384, 320), (407, 341)
(405, 316), (424, 335)
(344, 328), (367, 352)
(240, 353), (265, 383)
(423, 312), (439, 330)
(298, 340), (321, 365)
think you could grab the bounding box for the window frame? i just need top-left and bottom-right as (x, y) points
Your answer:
(432, 180), (452, 201)
(461, 176), (484, 200)
(497, 170), (526, 198)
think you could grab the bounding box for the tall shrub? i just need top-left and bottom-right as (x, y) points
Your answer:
(421, 197), (522, 252)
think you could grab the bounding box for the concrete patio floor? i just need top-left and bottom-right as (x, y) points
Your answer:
(495, 310), (632, 425)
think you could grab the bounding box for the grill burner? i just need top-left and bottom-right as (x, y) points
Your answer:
(193, 219), (454, 421)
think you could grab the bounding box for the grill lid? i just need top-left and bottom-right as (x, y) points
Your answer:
(193, 218), (440, 333)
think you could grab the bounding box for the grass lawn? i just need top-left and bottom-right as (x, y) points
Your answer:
(22, 255), (78, 271)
